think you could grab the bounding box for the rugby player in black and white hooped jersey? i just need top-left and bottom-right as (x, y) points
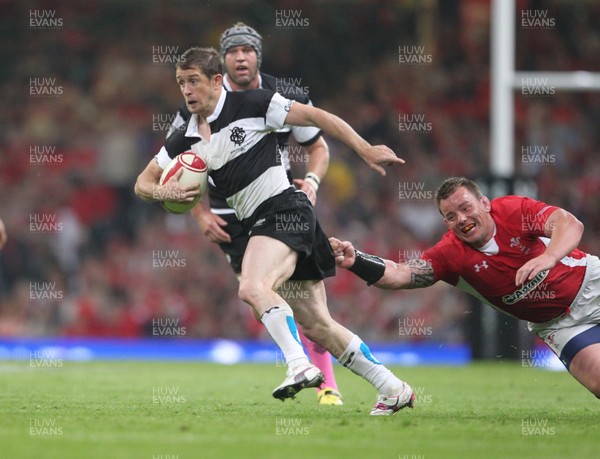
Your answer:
(135, 47), (413, 416)
(166, 23), (343, 406)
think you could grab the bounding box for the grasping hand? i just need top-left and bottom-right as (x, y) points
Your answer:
(515, 253), (557, 286)
(161, 168), (201, 203)
(328, 237), (356, 269)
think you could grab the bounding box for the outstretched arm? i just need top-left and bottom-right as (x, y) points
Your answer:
(515, 208), (584, 285)
(284, 102), (404, 176)
(329, 237), (436, 289)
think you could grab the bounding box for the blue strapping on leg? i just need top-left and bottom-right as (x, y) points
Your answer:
(560, 324), (600, 369)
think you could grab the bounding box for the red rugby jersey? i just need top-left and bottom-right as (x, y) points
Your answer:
(422, 196), (587, 323)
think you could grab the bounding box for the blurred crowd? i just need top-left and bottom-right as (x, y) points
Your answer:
(0, 0), (599, 344)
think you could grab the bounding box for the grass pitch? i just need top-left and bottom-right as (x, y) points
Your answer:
(0, 360), (597, 459)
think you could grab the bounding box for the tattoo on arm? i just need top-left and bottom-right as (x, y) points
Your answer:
(406, 259), (435, 288)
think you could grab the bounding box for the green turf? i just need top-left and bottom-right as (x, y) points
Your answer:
(0, 360), (597, 459)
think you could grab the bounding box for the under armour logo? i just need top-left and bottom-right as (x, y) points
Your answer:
(474, 261), (489, 272)
(230, 126), (246, 146)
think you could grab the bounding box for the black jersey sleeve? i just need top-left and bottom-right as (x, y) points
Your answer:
(164, 120), (200, 159)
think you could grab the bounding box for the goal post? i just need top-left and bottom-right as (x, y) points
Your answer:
(491, 0), (600, 185)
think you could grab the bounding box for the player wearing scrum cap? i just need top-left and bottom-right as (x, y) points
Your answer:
(167, 23), (342, 406)
(135, 46), (413, 416)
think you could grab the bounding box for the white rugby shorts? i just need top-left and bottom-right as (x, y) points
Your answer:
(528, 254), (600, 368)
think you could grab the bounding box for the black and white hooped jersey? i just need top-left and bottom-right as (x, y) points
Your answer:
(167, 73), (321, 148)
(155, 88), (294, 220)
(165, 73), (322, 214)
(239, 73), (322, 150)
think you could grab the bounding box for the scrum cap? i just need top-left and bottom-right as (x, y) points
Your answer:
(219, 22), (263, 67)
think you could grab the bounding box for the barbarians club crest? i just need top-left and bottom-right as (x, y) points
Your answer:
(230, 126), (246, 146)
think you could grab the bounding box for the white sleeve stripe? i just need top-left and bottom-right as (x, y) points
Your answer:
(536, 206), (555, 217)
(155, 146), (171, 169)
(266, 93), (294, 130)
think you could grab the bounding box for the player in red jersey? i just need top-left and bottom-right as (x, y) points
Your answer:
(330, 176), (600, 399)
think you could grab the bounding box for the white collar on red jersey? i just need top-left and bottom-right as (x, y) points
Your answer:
(476, 223), (498, 255)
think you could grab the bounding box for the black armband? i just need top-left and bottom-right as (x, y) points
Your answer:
(349, 250), (386, 286)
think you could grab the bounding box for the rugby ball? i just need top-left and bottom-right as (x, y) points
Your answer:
(159, 152), (208, 214)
